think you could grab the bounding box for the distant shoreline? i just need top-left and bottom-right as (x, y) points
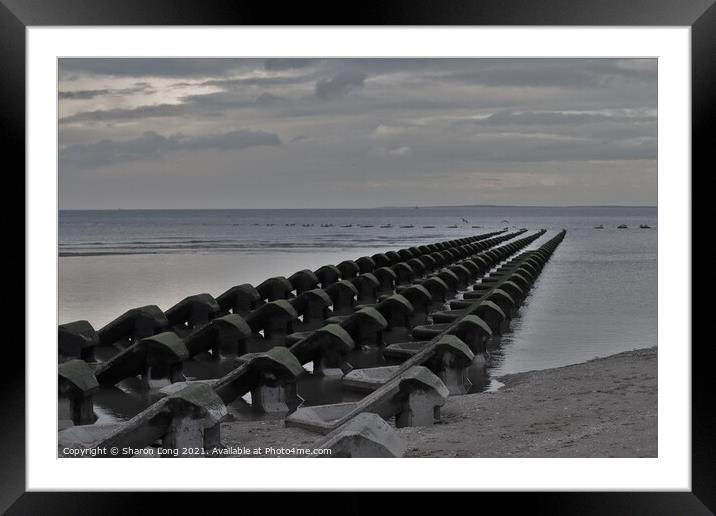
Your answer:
(59, 205), (658, 212)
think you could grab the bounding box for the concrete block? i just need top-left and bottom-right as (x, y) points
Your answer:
(59, 320), (99, 362)
(343, 365), (400, 391)
(251, 381), (291, 413)
(355, 256), (376, 274)
(285, 402), (359, 433)
(470, 300), (507, 335)
(340, 307), (388, 348)
(430, 335), (475, 395)
(315, 264), (341, 288)
(94, 331), (188, 387)
(245, 300), (298, 348)
(487, 289), (517, 317)
(58, 359), (99, 425)
(213, 347), (304, 407)
(59, 423), (123, 452)
(435, 269), (460, 294)
(406, 257), (425, 275)
(286, 366), (448, 434)
(420, 276), (449, 310)
(394, 366), (450, 428)
(183, 314), (251, 358)
(354, 273), (380, 305)
(165, 294), (221, 334)
(376, 294), (414, 344)
(431, 309), (466, 324)
(326, 280), (358, 316)
(288, 269), (319, 294)
(289, 289), (332, 331)
(216, 284), (261, 316)
(370, 253), (391, 268)
(410, 323), (450, 341)
(88, 382), (227, 457)
(256, 276), (294, 302)
(373, 266), (397, 295)
(382, 340), (431, 360)
(314, 412), (406, 457)
(288, 324), (354, 374)
(97, 305), (168, 349)
(447, 264), (471, 289)
(446, 315), (493, 354)
(399, 285), (431, 326)
(337, 260), (360, 280)
(160, 382), (227, 455)
(385, 250), (401, 264)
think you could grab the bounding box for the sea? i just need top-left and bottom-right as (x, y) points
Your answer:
(59, 206), (657, 418)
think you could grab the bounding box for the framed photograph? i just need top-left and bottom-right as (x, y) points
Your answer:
(6, 0), (709, 512)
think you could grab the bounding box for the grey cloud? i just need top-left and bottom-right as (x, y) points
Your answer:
(406, 134), (657, 164)
(60, 129), (281, 170)
(435, 59), (656, 88)
(264, 59), (321, 70)
(315, 71), (367, 100)
(482, 110), (655, 126)
(59, 89), (114, 100)
(58, 58), (657, 208)
(202, 74), (314, 88)
(60, 89), (296, 125)
(59, 84), (153, 100)
(180, 90), (289, 110)
(446, 110), (657, 143)
(60, 103), (185, 124)
(59, 58), (253, 78)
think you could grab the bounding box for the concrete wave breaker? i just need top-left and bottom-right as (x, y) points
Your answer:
(59, 348), (306, 455)
(56, 229), (570, 454)
(285, 365), (449, 434)
(312, 412), (407, 458)
(59, 382), (227, 457)
(349, 335), (476, 395)
(94, 332), (189, 388)
(212, 346), (305, 413)
(59, 359), (100, 427)
(96, 305), (168, 350)
(282, 230), (529, 352)
(57, 229), (517, 370)
(288, 230), (567, 436)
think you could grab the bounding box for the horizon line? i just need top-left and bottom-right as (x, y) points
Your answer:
(59, 204), (658, 211)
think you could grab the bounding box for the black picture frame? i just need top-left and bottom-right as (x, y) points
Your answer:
(4, 0), (710, 513)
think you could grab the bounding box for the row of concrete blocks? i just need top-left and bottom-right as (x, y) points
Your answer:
(286, 230), (568, 457)
(59, 231), (566, 456)
(351, 229), (569, 392)
(58, 230), (533, 426)
(57, 231), (525, 427)
(58, 385), (403, 458)
(344, 232), (560, 395)
(58, 228), (510, 362)
(58, 229), (521, 387)
(59, 346), (303, 454)
(57, 341), (455, 456)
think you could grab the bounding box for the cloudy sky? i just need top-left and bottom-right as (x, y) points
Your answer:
(58, 58), (657, 209)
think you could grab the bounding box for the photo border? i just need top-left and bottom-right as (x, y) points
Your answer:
(5, 0), (710, 512)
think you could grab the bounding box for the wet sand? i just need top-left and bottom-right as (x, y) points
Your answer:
(220, 347), (657, 458)
(400, 347), (657, 457)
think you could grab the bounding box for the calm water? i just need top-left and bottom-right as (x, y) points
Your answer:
(59, 206), (657, 417)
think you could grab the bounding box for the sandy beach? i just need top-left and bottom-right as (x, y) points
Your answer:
(220, 347), (657, 458)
